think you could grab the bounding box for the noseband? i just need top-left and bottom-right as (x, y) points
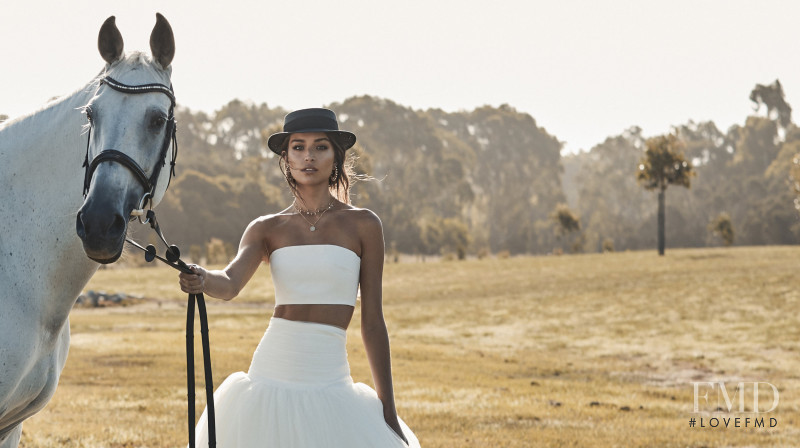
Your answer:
(82, 76), (178, 219)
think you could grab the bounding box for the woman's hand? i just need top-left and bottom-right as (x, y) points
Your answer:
(179, 264), (207, 294)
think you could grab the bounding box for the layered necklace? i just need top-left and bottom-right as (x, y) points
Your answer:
(293, 197), (335, 232)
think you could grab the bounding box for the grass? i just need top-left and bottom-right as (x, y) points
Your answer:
(18, 246), (800, 447)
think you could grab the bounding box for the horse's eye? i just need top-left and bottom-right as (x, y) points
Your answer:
(151, 116), (167, 128)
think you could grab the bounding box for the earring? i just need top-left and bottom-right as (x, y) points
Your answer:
(330, 164), (338, 183)
(285, 161), (294, 181)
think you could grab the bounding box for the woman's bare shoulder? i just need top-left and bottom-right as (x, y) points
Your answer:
(236, 213), (284, 243)
(253, 209), (294, 228)
(340, 206), (382, 228)
(339, 207), (383, 249)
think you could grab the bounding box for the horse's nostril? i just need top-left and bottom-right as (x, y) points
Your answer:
(76, 211), (88, 239)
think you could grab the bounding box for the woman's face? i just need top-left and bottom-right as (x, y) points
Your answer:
(284, 132), (335, 186)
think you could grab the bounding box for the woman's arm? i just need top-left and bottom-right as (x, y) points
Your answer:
(178, 217), (268, 301)
(358, 210), (408, 444)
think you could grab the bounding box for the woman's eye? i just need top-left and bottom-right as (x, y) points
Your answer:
(292, 145), (304, 151)
(316, 145), (329, 150)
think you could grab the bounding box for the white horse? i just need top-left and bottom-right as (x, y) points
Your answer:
(0, 14), (177, 447)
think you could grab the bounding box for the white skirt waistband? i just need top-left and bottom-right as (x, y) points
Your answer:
(247, 317), (352, 388)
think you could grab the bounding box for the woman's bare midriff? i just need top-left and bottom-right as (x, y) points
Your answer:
(272, 304), (355, 330)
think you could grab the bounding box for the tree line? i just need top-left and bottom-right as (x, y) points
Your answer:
(564, 80), (798, 255)
(4, 80), (798, 260)
(134, 96), (567, 260)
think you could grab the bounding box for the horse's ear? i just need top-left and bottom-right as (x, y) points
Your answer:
(150, 13), (175, 69)
(98, 16), (124, 64)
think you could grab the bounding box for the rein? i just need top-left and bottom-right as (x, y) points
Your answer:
(81, 76), (215, 447)
(126, 211), (217, 448)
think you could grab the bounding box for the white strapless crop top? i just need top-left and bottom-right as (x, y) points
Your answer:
(269, 244), (361, 306)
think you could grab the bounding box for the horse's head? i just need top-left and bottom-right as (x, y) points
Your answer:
(76, 14), (177, 264)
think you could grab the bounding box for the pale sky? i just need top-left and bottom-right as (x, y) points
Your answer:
(2, 0), (798, 154)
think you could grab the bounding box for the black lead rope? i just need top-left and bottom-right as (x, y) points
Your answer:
(186, 291), (216, 447)
(126, 210), (216, 448)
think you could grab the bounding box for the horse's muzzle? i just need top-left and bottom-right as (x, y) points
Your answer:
(75, 209), (127, 263)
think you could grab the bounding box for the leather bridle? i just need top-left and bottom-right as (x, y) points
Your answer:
(82, 76), (178, 219)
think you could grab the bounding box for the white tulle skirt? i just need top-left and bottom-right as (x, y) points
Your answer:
(193, 317), (420, 447)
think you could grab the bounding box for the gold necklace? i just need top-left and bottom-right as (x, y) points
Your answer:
(293, 198), (335, 232)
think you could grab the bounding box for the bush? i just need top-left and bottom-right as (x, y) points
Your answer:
(189, 245), (205, 264)
(206, 238), (229, 265)
(708, 213), (734, 247)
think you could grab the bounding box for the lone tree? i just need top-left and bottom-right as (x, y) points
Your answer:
(637, 133), (694, 255)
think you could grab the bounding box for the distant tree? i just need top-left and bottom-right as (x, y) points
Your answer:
(708, 213), (734, 246)
(750, 79), (792, 128)
(732, 116), (780, 175)
(765, 129), (800, 181)
(424, 103), (564, 254)
(673, 120), (732, 179)
(637, 133), (695, 255)
(575, 127), (651, 252)
(551, 203), (581, 236)
(0, 114), (7, 123)
(550, 203), (582, 253)
(420, 216), (471, 258)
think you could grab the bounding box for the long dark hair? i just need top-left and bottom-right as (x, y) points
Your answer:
(278, 132), (358, 204)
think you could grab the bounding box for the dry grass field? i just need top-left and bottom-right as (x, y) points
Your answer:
(17, 246), (800, 447)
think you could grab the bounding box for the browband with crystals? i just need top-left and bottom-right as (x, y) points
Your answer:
(101, 76), (176, 106)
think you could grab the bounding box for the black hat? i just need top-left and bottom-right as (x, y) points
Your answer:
(267, 108), (356, 155)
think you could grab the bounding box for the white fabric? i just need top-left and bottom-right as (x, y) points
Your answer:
(269, 244), (360, 306)
(194, 318), (420, 447)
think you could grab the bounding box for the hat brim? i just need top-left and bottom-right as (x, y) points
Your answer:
(268, 130), (356, 154)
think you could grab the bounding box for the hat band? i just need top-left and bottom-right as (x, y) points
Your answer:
(284, 115), (339, 133)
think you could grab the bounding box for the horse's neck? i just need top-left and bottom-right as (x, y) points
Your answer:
(1, 85), (94, 240)
(1, 88), (91, 196)
(0, 85), (98, 330)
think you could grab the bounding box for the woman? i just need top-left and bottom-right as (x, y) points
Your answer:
(179, 108), (420, 447)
